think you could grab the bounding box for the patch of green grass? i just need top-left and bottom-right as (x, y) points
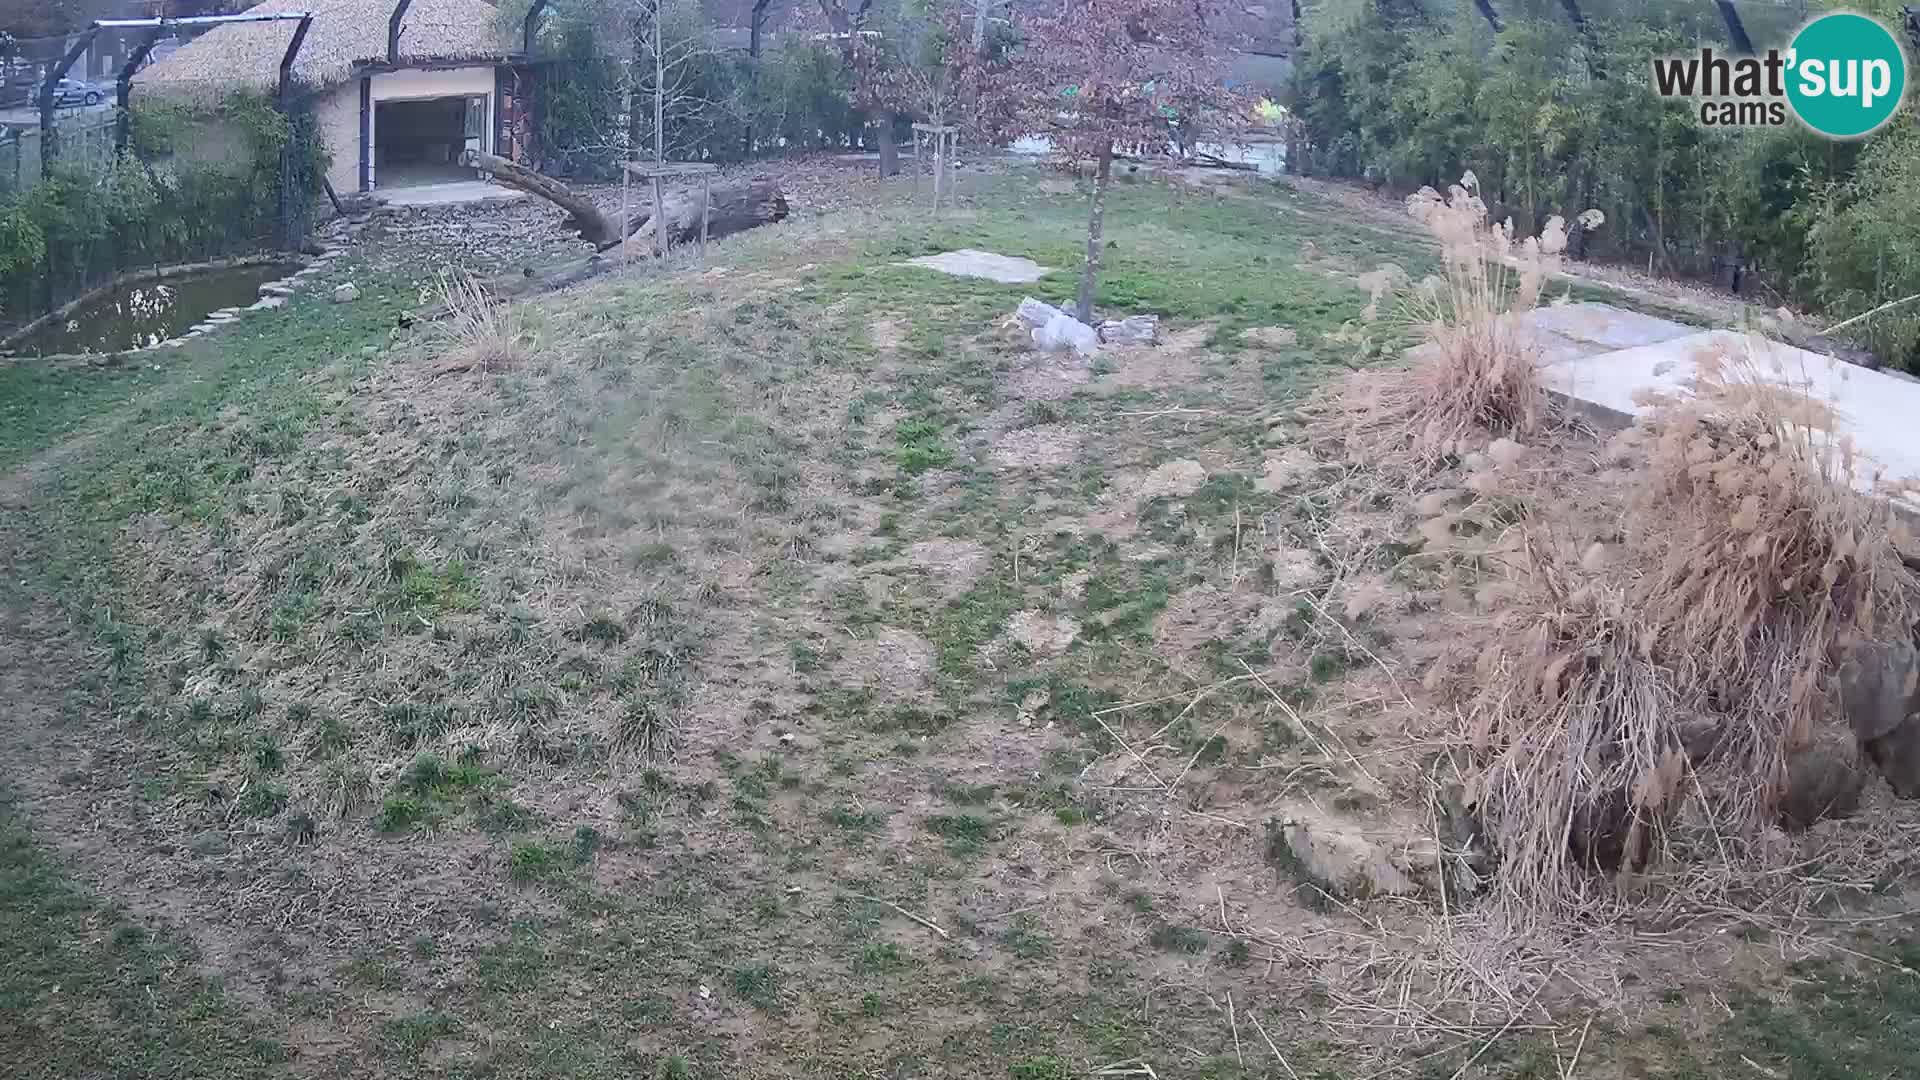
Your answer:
(508, 839), (570, 883)
(935, 778), (998, 805)
(375, 794), (428, 833)
(854, 941), (909, 974)
(235, 781), (288, 819)
(0, 796), (287, 1076)
(1000, 914), (1054, 959)
(379, 1010), (463, 1061)
(893, 417), (953, 475)
(1010, 1057), (1073, 1080)
(929, 577), (1024, 677)
(731, 963), (782, 1011)
(823, 802), (885, 840)
(1149, 923), (1211, 955)
(924, 812), (995, 855)
(1707, 941), (1920, 1079)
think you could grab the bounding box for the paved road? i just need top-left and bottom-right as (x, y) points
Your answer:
(0, 101), (114, 127)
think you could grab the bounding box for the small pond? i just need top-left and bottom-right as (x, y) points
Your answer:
(7, 262), (303, 358)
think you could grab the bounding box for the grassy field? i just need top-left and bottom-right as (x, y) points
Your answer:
(2, 167), (1916, 1078)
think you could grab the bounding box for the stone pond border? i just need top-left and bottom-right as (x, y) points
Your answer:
(0, 247), (347, 364)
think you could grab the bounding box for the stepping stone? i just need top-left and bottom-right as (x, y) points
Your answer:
(899, 249), (1049, 284)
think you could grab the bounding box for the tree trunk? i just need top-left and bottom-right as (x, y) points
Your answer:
(744, 0), (771, 158)
(462, 150), (789, 251)
(1075, 141), (1113, 324)
(464, 150), (622, 246)
(876, 109), (899, 177)
(613, 177), (791, 258)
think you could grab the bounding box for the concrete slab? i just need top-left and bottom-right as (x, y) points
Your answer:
(376, 181), (530, 208)
(899, 249), (1050, 284)
(1542, 329), (1920, 499)
(1521, 302), (1698, 365)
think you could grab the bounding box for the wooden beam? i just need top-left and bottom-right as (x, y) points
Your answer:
(388, 0), (414, 63)
(38, 28), (98, 159)
(523, 0), (552, 56)
(1715, 0), (1756, 54)
(115, 25), (168, 151)
(279, 14), (313, 106)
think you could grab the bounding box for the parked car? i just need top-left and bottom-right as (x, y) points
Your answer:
(52, 78), (106, 108)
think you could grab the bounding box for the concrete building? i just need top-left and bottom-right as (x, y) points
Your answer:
(134, 0), (535, 195)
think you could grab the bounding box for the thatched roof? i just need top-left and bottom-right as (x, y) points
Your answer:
(135, 0), (512, 95)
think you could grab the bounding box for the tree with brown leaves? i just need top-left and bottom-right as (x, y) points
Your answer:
(981, 0), (1247, 321)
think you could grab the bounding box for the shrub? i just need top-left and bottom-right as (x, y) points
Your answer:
(1316, 172), (1593, 478)
(1442, 343), (1918, 916)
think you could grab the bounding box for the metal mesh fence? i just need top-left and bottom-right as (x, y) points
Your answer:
(0, 78), (323, 339)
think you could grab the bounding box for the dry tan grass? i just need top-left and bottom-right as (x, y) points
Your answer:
(1312, 174), (1600, 481)
(1307, 177), (1920, 926)
(436, 271), (533, 372)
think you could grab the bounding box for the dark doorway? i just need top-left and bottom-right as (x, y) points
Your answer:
(374, 95), (484, 188)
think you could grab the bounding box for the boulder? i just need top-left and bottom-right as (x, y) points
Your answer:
(332, 282), (360, 304)
(1016, 296), (1064, 329)
(1033, 311), (1099, 357)
(1838, 638), (1920, 797)
(1098, 314), (1159, 345)
(1780, 740), (1868, 830)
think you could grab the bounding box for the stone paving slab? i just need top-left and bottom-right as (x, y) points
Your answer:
(898, 249), (1050, 284)
(1521, 302), (1698, 365)
(1541, 328), (1920, 501)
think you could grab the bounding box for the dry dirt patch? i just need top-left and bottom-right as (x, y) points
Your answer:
(906, 538), (990, 601)
(989, 423), (1084, 470)
(833, 626), (936, 696)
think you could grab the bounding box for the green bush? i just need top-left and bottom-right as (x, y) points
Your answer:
(1287, 0), (1920, 367)
(0, 90), (324, 330)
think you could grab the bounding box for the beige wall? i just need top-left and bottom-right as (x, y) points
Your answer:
(314, 82), (360, 194)
(370, 67), (495, 102)
(314, 66), (500, 192)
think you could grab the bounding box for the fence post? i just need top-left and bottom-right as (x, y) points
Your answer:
(276, 15), (315, 249)
(38, 27), (100, 164)
(117, 25), (169, 153)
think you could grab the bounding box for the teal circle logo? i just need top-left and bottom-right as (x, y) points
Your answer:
(1785, 12), (1908, 138)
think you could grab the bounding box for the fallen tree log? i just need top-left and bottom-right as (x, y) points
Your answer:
(612, 179), (790, 259)
(461, 151), (790, 252)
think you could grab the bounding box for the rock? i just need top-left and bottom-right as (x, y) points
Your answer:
(1032, 311), (1099, 357)
(333, 282), (360, 303)
(1839, 638), (1920, 797)
(1487, 438), (1529, 469)
(1780, 741), (1868, 830)
(1801, 333), (1882, 371)
(1277, 821), (1419, 899)
(1098, 314), (1159, 345)
(1016, 296), (1064, 329)
(249, 297), (286, 310)
(1255, 448), (1317, 493)
(259, 283), (294, 297)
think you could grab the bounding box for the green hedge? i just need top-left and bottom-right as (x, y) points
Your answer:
(0, 91), (326, 333)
